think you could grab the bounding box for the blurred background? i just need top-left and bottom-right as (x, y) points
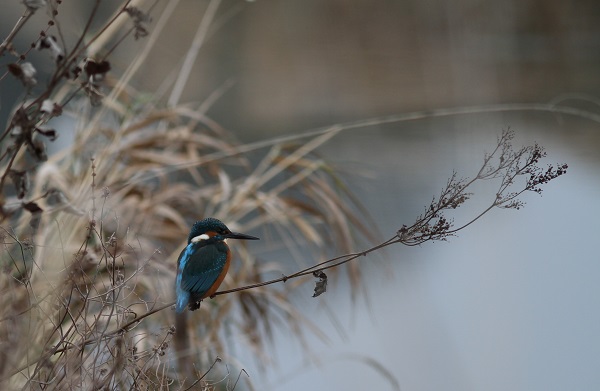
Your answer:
(1, 0), (599, 390)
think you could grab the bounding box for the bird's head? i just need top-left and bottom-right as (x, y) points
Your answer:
(188, 218), (259, 244)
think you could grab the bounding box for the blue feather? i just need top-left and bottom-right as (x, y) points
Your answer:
(175, 243), (194, 313)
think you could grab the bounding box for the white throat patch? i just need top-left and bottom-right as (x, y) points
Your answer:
(191, 234), (210, 243)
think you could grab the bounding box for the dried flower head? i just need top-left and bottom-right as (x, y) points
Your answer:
(125, 7), (151, 40)
(8, 62), (37, 86)
(36, 35), (64, 63)
(23, 0), (47, 12)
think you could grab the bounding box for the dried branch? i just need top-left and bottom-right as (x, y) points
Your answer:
(5, 128), (567, 380)
(213, 128), (568, 293)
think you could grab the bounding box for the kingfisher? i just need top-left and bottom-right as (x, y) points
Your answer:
(175, 218), (259, 313)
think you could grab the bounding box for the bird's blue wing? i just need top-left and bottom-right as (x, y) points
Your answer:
(176, 243), (227, 311)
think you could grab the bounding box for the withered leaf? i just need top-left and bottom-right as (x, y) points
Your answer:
(84, 59), (111, 77)
(8, 62), (37, 86)
(37, 35), (64, 63)
(312, 270), (328, 298)
(22, 201), (43, 214)
(8, 170), (29, 199)
(7, 63), (23, 78)
(26, 136), (47, 161)
(36, 127), (58, 141)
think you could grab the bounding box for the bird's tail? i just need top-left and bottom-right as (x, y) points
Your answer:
(175, 291), (189, 313)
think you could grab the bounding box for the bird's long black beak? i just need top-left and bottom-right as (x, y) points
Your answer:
(225, 232), (260, 240)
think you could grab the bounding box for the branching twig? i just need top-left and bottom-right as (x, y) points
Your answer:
(3, 129), (568, 381)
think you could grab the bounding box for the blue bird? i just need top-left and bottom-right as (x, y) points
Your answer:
(175, 218), (259, 313)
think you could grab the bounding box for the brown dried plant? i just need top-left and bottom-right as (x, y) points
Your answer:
(0, 1), (376, 389)
(0, 1), (570, 390)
